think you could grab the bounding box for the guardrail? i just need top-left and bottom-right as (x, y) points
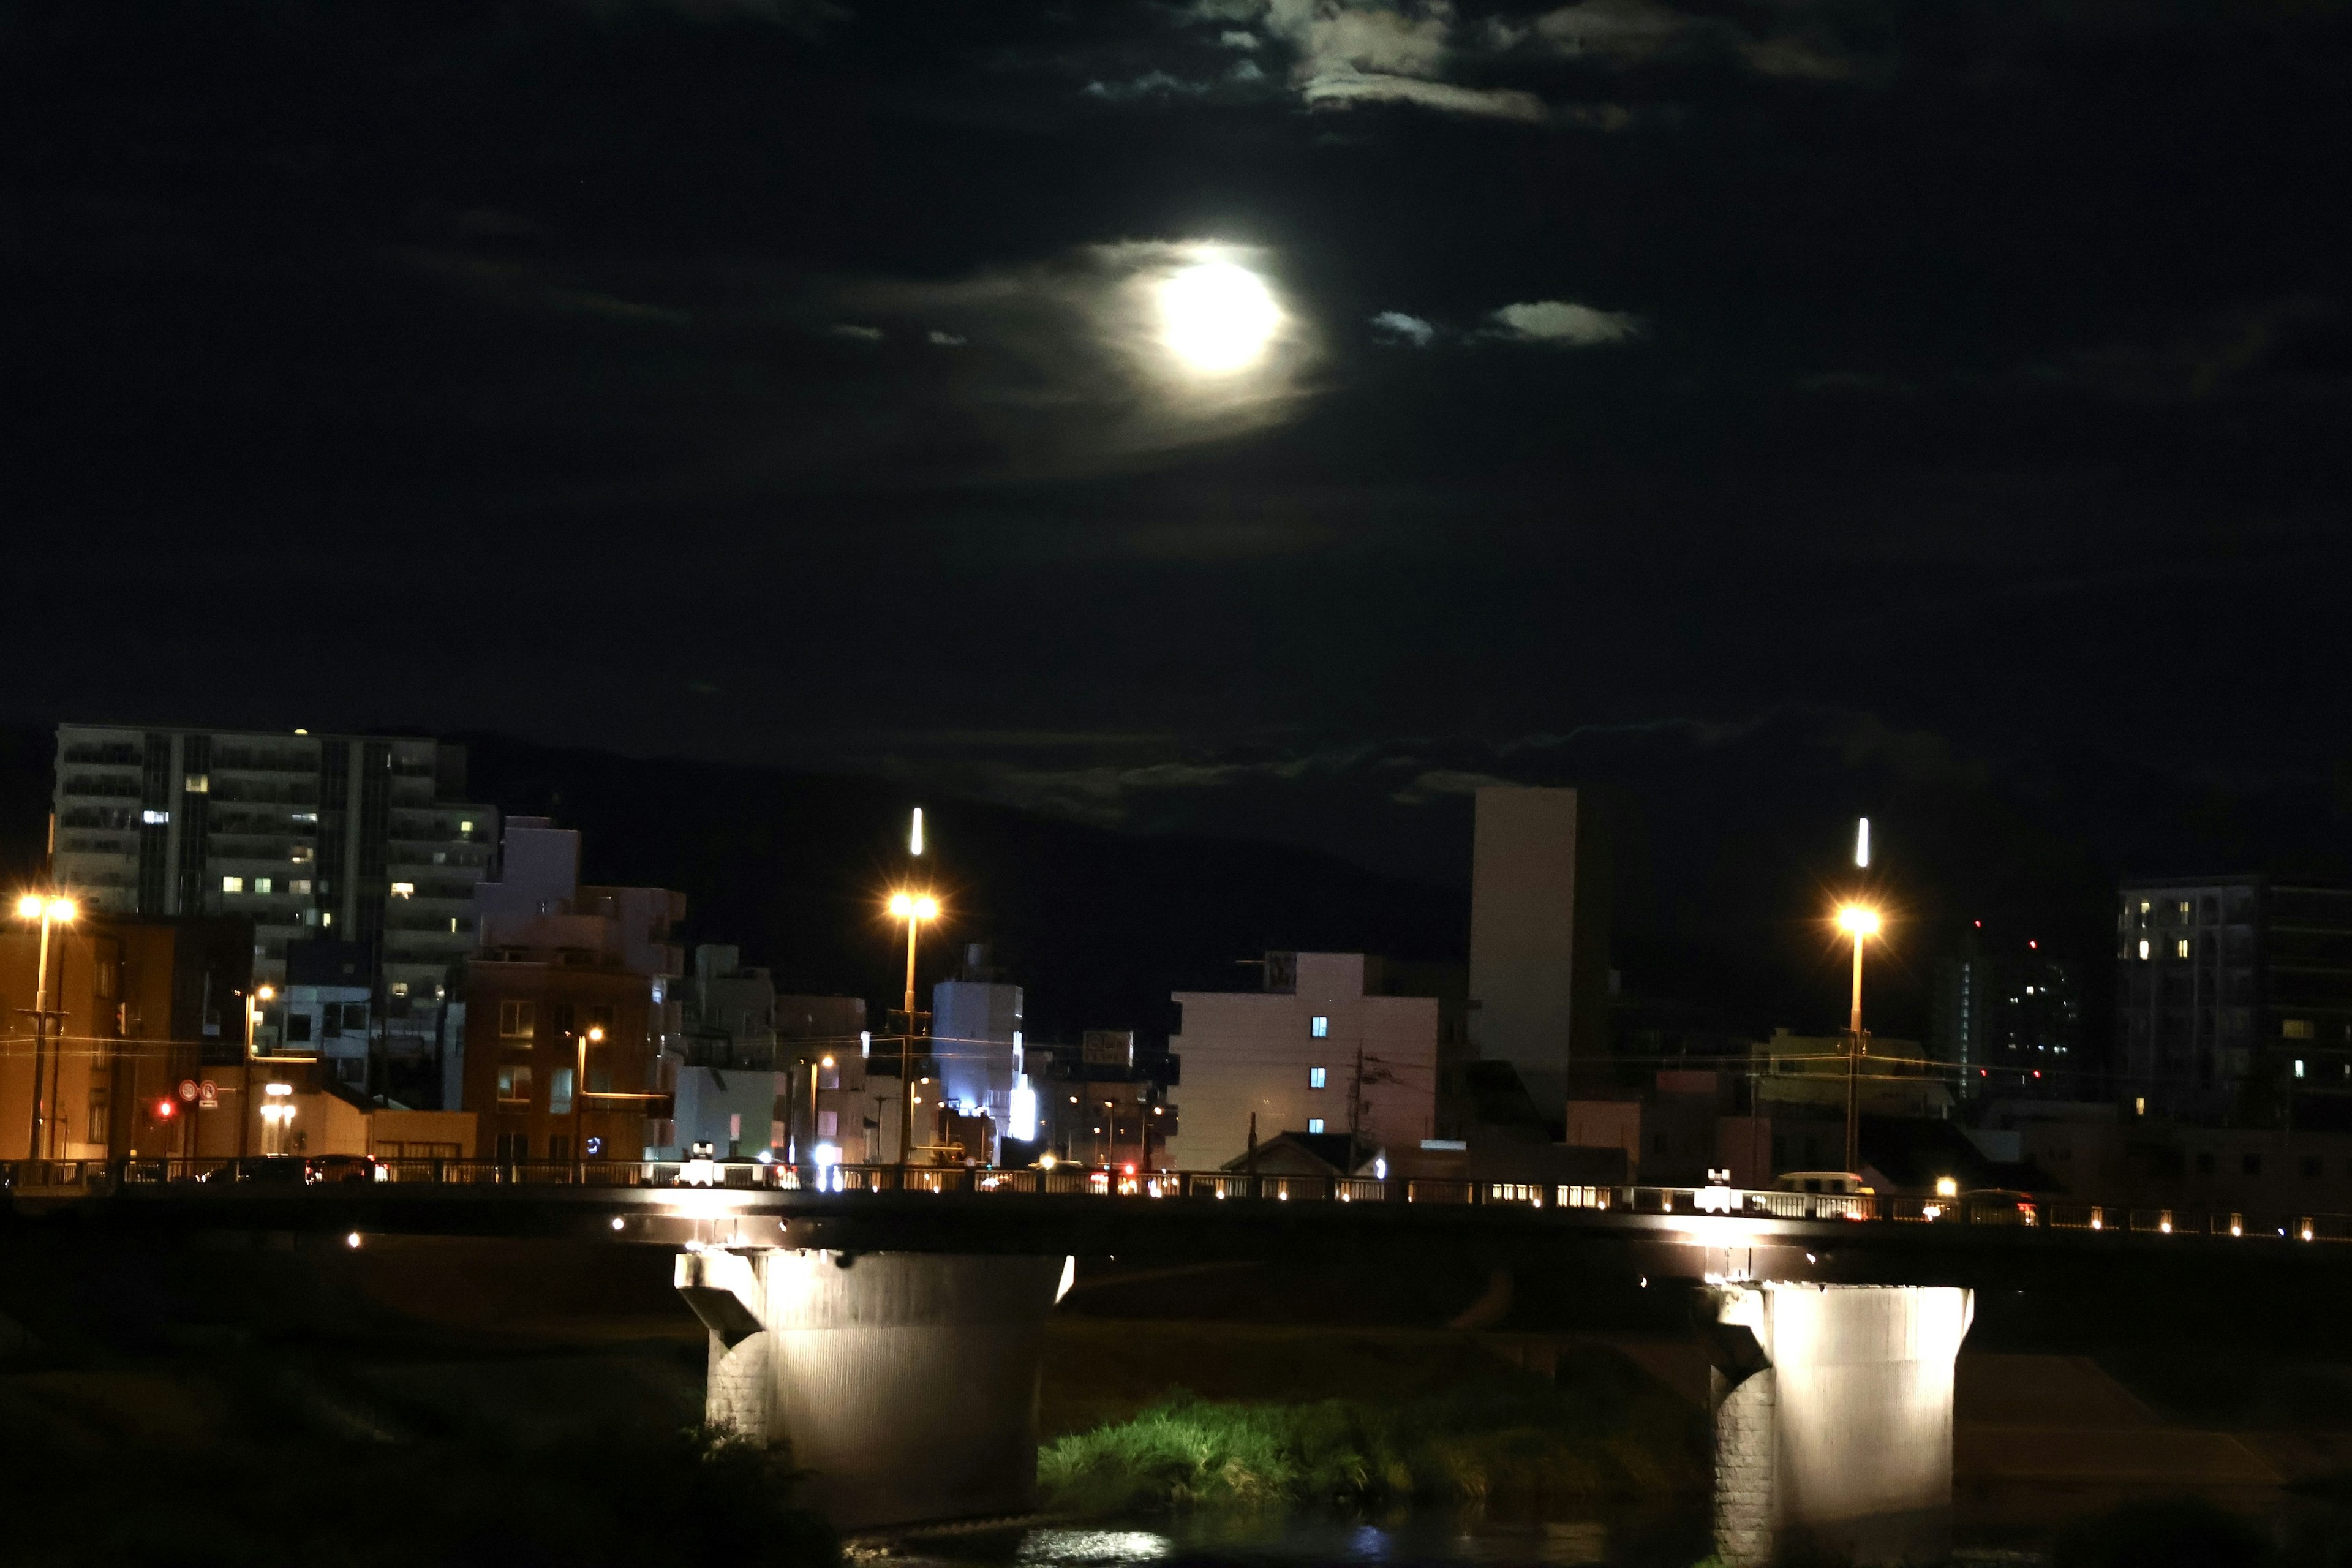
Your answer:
(7, 1157), (2351, 1243)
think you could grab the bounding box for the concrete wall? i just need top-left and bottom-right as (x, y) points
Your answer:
(1710, 1284), (1974, 1567)
(686, 1250), (1065, 1529)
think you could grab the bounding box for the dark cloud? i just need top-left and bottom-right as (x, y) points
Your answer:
(2, 0), (2349, 899)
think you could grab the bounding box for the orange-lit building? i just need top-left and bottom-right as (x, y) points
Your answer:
(1, 913), (252, 1161)
(461, 819), (683, 1162)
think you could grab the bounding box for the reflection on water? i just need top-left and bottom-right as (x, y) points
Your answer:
(908, 1505), (1703, 1568)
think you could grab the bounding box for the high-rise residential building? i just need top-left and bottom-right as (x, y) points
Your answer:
(1931, 929), (2082, 1100)
(1466, 785), (1611, 1114)
(461, 818), (684, 1162)
(2117, 876), (2352, 1125)
(49, 724), (498, 1023)
(1168, 951), (1436, 1169)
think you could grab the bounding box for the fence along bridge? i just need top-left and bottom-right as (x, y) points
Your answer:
(14, 1159), (2352, 1565)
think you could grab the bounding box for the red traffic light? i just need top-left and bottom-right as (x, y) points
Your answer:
(154, 1098), (176, 1120)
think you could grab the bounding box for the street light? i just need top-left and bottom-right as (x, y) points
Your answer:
(575, 1023), (605, 1183)
(239, 984), (277, 1159)
(1836, 903), (1881, 1173)
(807, 1053), (835, 1170)
(14, 893), (75, 1161)
(888, 890), (940, 1175)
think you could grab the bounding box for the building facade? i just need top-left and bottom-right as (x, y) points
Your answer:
(932, 945), (1023, 1133)
(1, 914), (252, 1161)
(2117, 877), (2352, 1125)
(1930, 929), (2083, 1100)
(1169, 951), (1436, 1169)
(51, 725), (497, 1099)
(460, 818), (684, 1161)
(1466, 785), (1610, 1115)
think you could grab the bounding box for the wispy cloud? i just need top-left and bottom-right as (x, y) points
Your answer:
(831, 323), (884, 341)
(1371, 310), (1437, 345)
(1488, 299), (1642, 345)
(1255, 0), (1553, 122)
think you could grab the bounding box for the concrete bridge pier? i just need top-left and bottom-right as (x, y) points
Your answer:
(1705, 1283), (1975, 1567)
(676, 1248), (1066, 1528)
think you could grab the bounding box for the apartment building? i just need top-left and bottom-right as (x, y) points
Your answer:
(50, 726), (498, 1066)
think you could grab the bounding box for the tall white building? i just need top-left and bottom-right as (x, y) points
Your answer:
(1466, 785), (1610, 1114)
(1167, 951), (1438, 1169)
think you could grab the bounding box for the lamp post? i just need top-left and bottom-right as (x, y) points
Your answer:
(1836, 903), (1880, 1174)
(809, 1053), (834, 1164)
(239, 984), (275, 1160)
(887, 890), (939, 1177)
(15, 893), (76, 1162)
(575, 1023), (604, 1184)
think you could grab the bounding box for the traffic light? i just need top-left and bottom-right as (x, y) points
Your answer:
(154, 1098), (176, 1120)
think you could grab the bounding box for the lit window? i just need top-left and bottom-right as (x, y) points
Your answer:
(2284, 1019), (2316, 1040)
(253, 877), (271, 895)
(1307, 1118), (1325, 1134)
(1310, 1016), (1329, 1038)
(292, 845), (314, 864)
(460, 820), (475, 832)
(2295, 1059), (2307, 1079)
(2138, 940), (2150, 960)
(1309, 1066), (1327, 1089)
(2176, 939), (2191, 959)
(142, 809), (169, 826)
(320, 911), (333, 927)
(183, 774), (209, 794)
(449, 917), (461, 933)
(290, 878), (312, 895)
(390, 882), (415, 899)
(389, 981), (409, 997)
(221, 876), (245, 894)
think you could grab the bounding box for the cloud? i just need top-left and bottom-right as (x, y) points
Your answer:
(1370, 310), (1437, 345)
(1252, 0), (1553, 122)
(1519, 0), (1868, 80)
(1299, 69), (1548, 120)
(829, 238), (1322, 476)
(927, 329), (968, 346)
(1488, 299), (1642, 345)
(1529, 0), (1690, 61)
(1218, 28), (1261, 48)
(831, 323), (884, 341)
(1084, 69), (1206, 99)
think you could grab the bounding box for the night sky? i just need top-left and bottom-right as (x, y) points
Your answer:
(9, 1), (2351, 967)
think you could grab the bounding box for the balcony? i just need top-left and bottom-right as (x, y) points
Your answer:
(59, 773), (143, 799)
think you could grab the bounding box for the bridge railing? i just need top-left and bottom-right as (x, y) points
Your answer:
(25, 1157), (2352, 1245)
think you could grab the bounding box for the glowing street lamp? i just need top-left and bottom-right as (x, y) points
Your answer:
(575, 1023), (605, 1183)
(888, 887), (940, 1174)
(1836, 902), (1881, 1173)
(14, 892), (76, 1160)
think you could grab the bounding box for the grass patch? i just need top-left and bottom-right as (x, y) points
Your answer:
(1038, 1344), (1705, 1515)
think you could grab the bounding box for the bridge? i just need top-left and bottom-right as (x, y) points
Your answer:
(14, 1157), (2352, 1565)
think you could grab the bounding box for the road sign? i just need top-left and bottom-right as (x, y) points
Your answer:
(198, 1080), (219, 1110)
(177, 1079), (198, 1102)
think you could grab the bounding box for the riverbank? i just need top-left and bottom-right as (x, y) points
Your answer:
(1034, 1322), (1707, 1515)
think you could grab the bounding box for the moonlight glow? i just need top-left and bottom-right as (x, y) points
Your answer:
(1157, 260), (1281, 374)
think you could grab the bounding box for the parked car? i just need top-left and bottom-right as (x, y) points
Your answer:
(1961, 1188), (2038, 1226)
(200, 1155), (381, 1186)
(1773, 1170), (1874, 1197)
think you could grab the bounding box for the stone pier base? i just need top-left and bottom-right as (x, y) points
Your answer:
(1708, 1284), (1974, 1567)
(679, 1248), (1064, 1528)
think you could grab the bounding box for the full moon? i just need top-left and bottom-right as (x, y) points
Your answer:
(1157, 260), (1281, 374)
